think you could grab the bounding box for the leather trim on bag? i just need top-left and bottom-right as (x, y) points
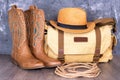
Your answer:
(74, 37), (88, 42)
(93, 28), (102, 62)
(94, 18), (116, 33)
(58, 30), (64, 61)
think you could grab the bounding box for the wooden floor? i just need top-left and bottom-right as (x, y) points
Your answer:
(0, 54), (120, 80)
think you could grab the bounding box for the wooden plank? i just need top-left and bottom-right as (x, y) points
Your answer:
(0, 55), (19, 80)
(0, 54), (120, 80)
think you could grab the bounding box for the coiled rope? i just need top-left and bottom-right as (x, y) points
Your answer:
(55, 63), (101, 78)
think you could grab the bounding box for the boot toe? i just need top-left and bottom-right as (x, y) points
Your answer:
(45, 60), (61, 67)
(21, 59), (45, 69)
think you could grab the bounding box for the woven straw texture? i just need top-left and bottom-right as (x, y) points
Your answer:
(45, 25), (116, 62)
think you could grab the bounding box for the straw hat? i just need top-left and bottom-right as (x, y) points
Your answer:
(50, 8), (95, 33)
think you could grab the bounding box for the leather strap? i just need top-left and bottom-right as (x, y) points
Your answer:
(58, 30), (64, 61)
(94, 18), (116, 33)
(93, 28), (102, 62)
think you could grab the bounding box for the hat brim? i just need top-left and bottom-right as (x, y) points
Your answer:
(50, 20), (95, 34)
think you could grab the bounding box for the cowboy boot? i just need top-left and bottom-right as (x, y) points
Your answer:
(24, 6), (61, 67)
(8, 5), (44, 69)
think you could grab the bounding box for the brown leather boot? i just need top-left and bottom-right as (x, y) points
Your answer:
(8, 5), (44, 69)
(24, 5), (61, 67)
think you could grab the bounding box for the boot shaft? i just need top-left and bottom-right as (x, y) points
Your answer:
(24, 5), (45, 47)
(8, 5), (27, 49)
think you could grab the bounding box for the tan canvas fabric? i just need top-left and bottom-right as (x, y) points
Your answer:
(45, 24), (116, 63)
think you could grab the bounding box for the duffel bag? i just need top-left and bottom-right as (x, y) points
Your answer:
(44, 8), (117, 63)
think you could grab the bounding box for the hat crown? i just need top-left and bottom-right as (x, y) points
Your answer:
(58, 8), (87, 25)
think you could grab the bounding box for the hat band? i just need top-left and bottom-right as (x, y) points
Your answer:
(57, 22), (87, 29)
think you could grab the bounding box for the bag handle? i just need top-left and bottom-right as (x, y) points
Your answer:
(94, 18), (116, 33)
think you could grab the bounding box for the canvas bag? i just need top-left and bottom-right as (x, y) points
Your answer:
(44, 18), (117, 63)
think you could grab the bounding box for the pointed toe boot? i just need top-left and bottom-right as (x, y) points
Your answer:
(8, 5), (44, 69)
(25, 5), (61, 67)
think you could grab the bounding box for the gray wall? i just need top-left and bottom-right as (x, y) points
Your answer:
(0, 0), (120, 54)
